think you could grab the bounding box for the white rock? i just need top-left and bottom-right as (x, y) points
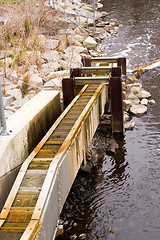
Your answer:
(7, 89), (22, 100)
(75, 34), (86, 43)
(3, 96), (15, 107)
(141, 98), (148, 105)
(41, 51), (61, 63)
(109, 19), (119, 27)
(123, 100), (132, 111)
(29, 74), (43, 87)
(124, 112), (130, 121)
(131, 86), (141, 95)
(41, 62), (61, 75)
(130, 104), (147, 115)
(60, 60), (68, 69)
(83, 36), (98, 49)
(64, 46), (88, 55)
(130, 99), (140, 105)
(11, 70), (18, 79)
(149, 99), (156, 105)
(44, 78), (62, 88)
(46, 39), (59, 50)
(127, 92), (138, 100)
(125, 121), (135, 130)
(141, 90), (151, 98)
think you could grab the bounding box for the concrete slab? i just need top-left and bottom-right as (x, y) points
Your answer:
(0, 90), (61, 209)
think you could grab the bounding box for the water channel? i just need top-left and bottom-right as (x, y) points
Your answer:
(56, 0), (160, 239)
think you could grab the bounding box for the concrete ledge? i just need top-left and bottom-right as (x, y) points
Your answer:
(0, 90), (61, 209)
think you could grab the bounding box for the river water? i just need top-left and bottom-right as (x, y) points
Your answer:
(56, 0), (160, 239)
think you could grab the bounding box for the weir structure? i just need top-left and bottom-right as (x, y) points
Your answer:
(0, 57), (126, 240)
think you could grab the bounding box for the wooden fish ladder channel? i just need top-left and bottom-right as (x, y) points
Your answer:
(0, 57), (126, 240)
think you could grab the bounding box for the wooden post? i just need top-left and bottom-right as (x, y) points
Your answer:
(117, 58), (126, 75)
(110, 77), (124, 134)
(62, 78), (75, 109)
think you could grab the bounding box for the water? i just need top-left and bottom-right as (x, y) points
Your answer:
(56, 0), (160, 239)
(86, 0), (160, 239)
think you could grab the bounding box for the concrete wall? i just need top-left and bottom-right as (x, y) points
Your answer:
(0, 90), (61, 210)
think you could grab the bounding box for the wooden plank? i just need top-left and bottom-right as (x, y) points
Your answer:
(81, 66), (111, 74)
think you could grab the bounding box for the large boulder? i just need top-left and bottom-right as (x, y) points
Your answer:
(83, 36), (98, 49)
(130, 104), (147, 115)
(41, 51), (61, 63)
(41, 62), (61, 75)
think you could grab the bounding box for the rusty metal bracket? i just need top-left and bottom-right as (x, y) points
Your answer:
(110, 77), (124, 134)
(111, 67), (122, 77)
(117, 58), (126, 75)
(81, 57), (91, 67)
(62, 78), (75, 109)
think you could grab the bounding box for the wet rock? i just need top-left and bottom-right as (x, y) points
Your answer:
(109, 19), (119, 27)
(83, 36), (98, 49)
(130, 104), (147, 115)
(79, 233), (87, 239)
(70, 234), (77, 240)
(141, 98), (148, 105)
(81, 163), (92, 173)
(107, 138), (119, 153)
(125, 121), (135, 130)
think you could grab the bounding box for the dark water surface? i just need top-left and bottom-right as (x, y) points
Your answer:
(86, 0), (160, 239)
(57, 0), (160, 239)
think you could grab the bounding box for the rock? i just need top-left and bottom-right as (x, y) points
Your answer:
(89, 50), (99, 57)
(0, 16), (5, 25)
(149, 99), (156, 105)
(47, 70), (70, 80)
(75, 34), (86, 43)
(7, 89), (22, 100)
(29, 65), (38, 73)
(13, 97), (30, 109)
(29, 74), (43, 87)
(127, 92), (138, 100)
(140, 90), (151, 99)
(125, 121), (135, 130)
(41, 51), (61, 63)
(46, 39), (59, 50)
(131, 86), (141, 95)
(109, 19), (119, 27)
(81, 163), (91, 173)
(79, 233), (87, 239)
(64, 46), (88, 56)
(107, 139), (119, 153)
(83, 36), (98, 49)
(88, 18), (94, 26)
(130, 104), (147, 115)
(96, 22), (106, 27)
(130, 99), (140, 105)
(124, 112), (130, 121)
(96, 2), (103, 9)
(60, 60), (68, 69)
(44, 78), (62, 88)
(126, 77), (138, 84)
(41, 62), (61, 75)
(141, 98), (148, 105)
(58, 34), (68, 52)
(123, 100), (132, 111)
(3, 96), (15, 107)
(70, 234), (77, 240)
(11, 70), (18, 79)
